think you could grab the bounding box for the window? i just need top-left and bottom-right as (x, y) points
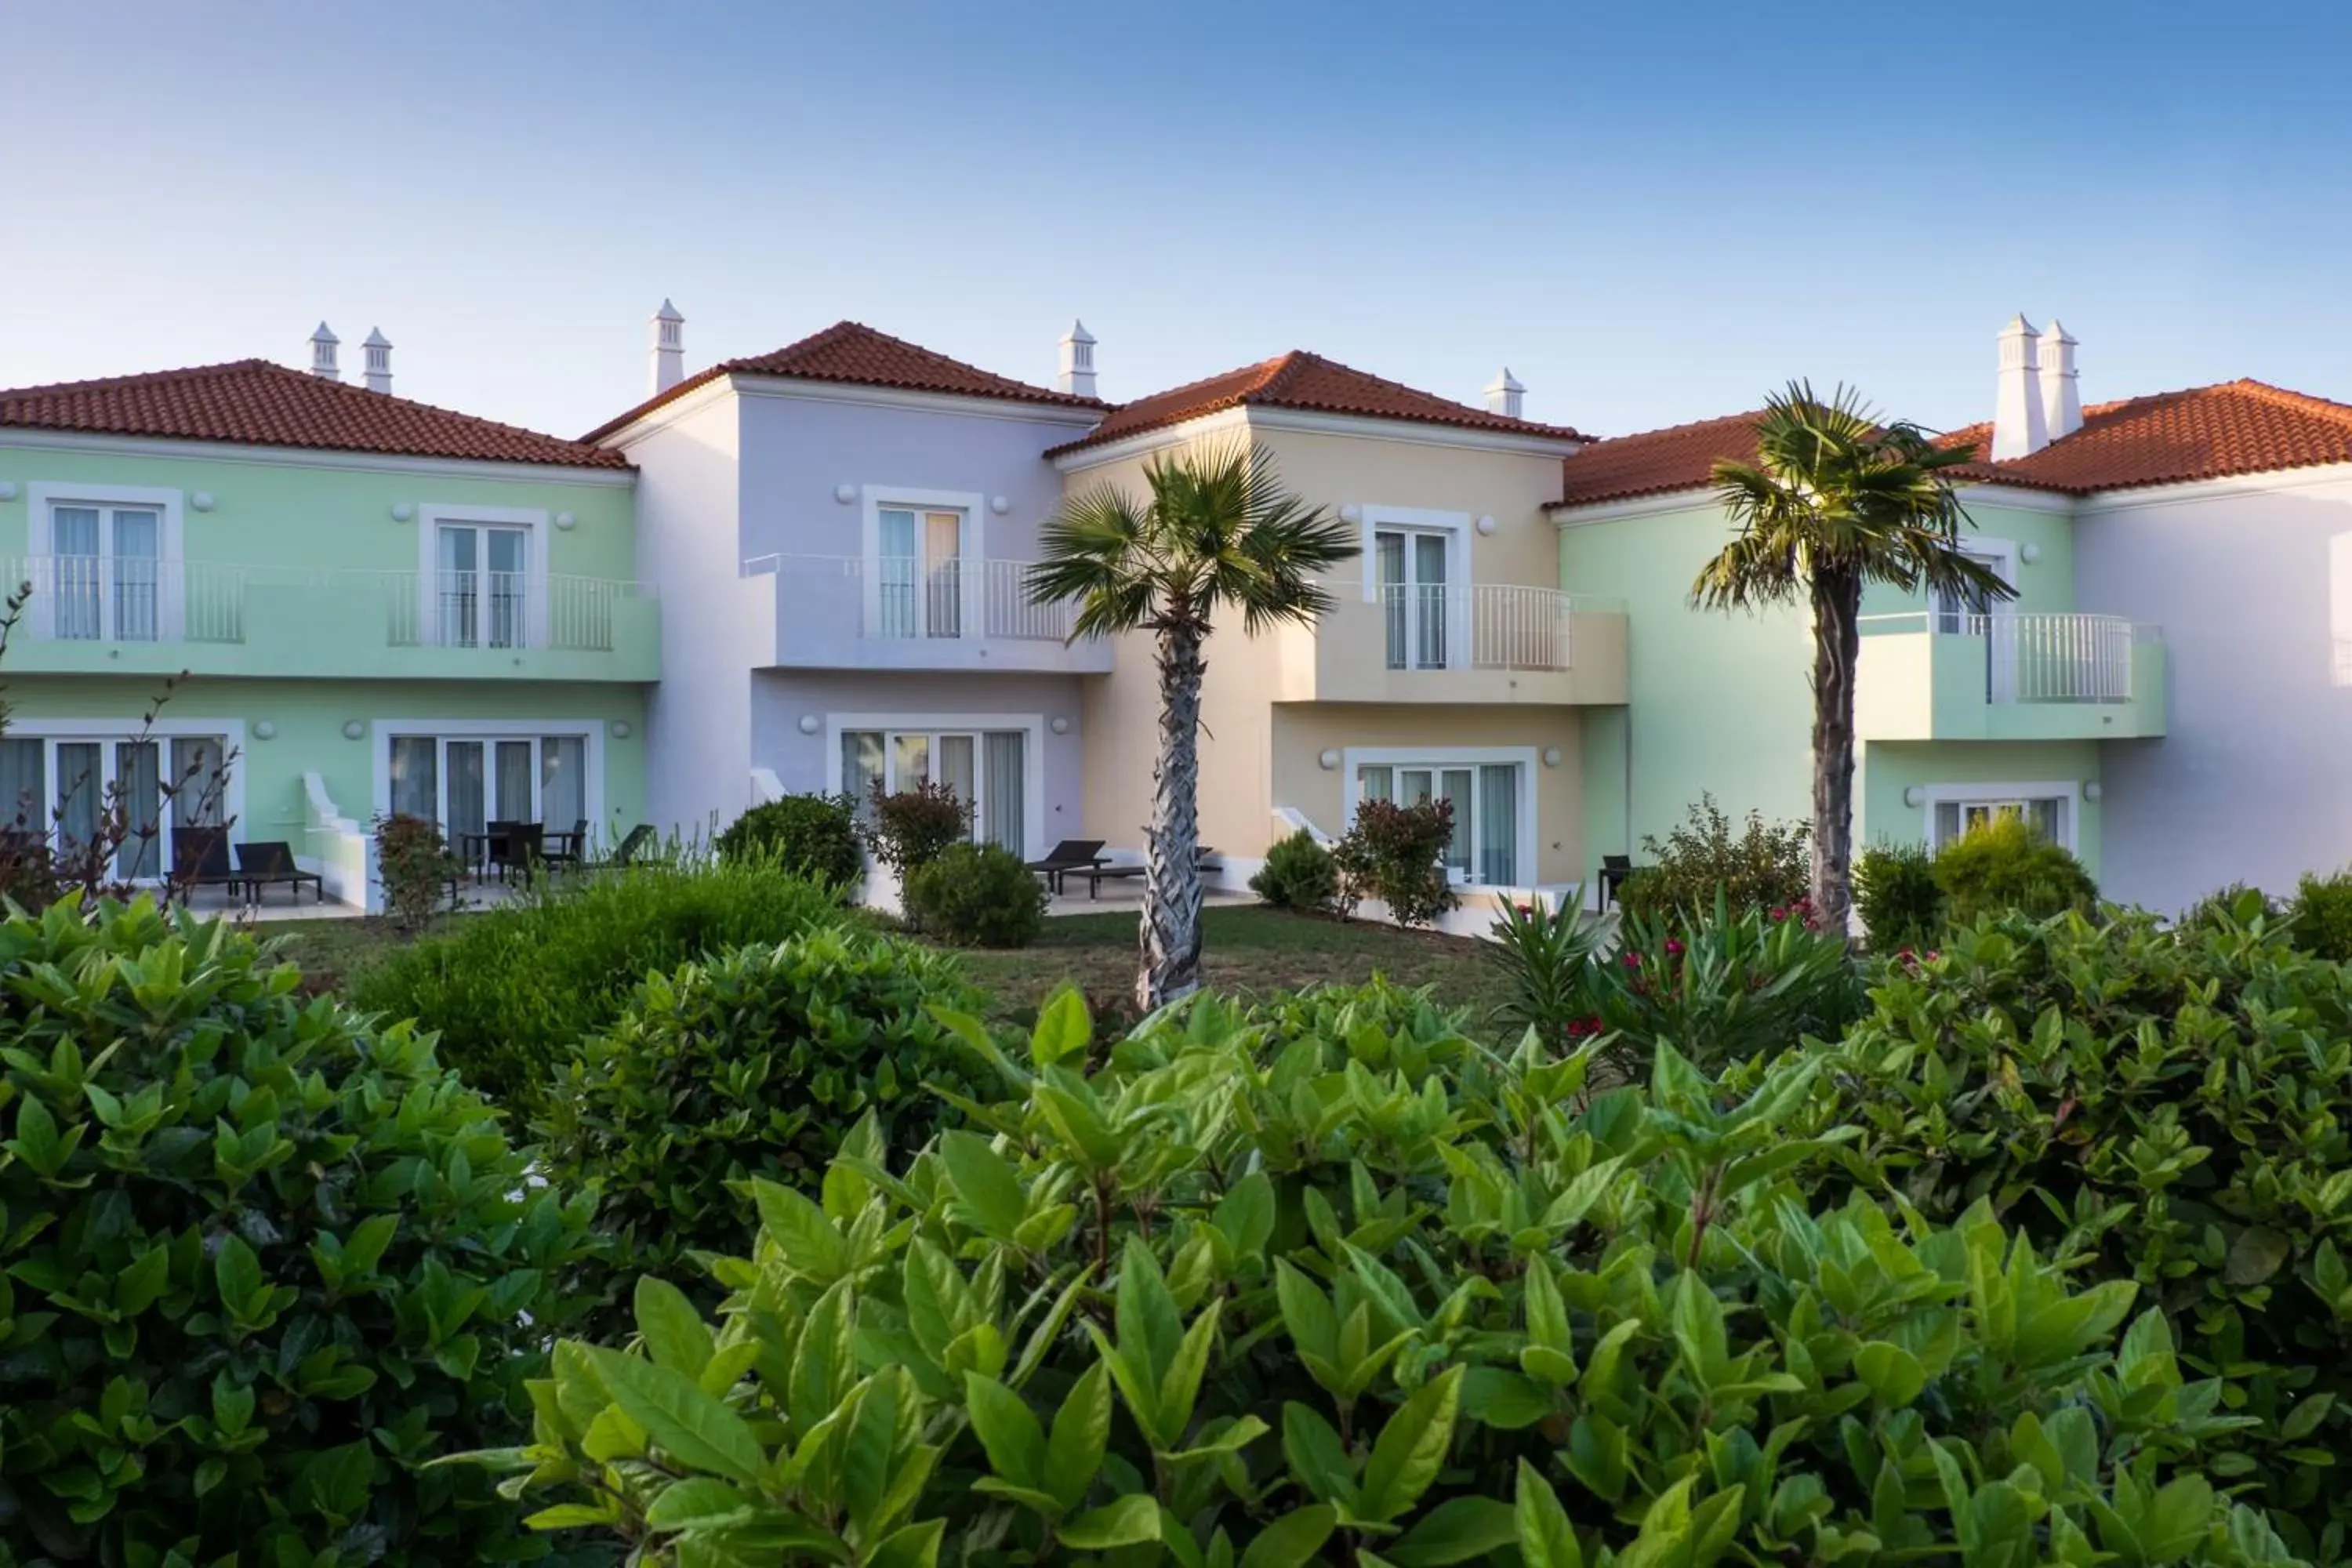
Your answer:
(435, 521), (529, 648)
(1926, 789), (2071, 851)
(1352, 758), (1523, 886)
(1375, 527), (1452, 670)
(840, 726), (1025, 859)
(874, 506), (967, 639)
(49, 503), (162, 641)
(388, 732), (589, 846)
(0, 731), (228, 879)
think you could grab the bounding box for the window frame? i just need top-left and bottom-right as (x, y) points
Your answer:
(1918, 779), (2080, 853)
(824, 710), (1044, 857)
(416, 503), (550, 649)
(26, 482), (187, 642)
(1341, 743), (1537, 888)
(0, 716), (244, 880)
(858, 486), (983, 641)
(370, 717), (604, 844)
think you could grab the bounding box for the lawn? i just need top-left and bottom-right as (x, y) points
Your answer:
(262, 903), (1494, 1028)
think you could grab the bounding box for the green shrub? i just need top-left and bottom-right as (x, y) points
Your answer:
(1595, 897), (1863, 1073)
(1855, 839), (1942, 949)
(463, 994), (2299, 1568)
(713, 793), (864, 888)
(1334, 797), (1457, 927)
(1617, 793), (1808, 922)
(1823, 909), (2352, 1554)
(2183, 881), (2286, 933)
(0, 899), (598, 1566)
(1251, 973), (1479, 1058)
(1931, 815), (2096, 924)
(2288, 867), (2352, 960)
(371, 810), (457, 931)
(538, 929), (988, 1327)
(1485, 895), (1609, 1049)
(901, 840), (1048, 946)
(860, 779), (970, 874)
(348, 857), (844, 1115)
(1249, 829), (1339, 913)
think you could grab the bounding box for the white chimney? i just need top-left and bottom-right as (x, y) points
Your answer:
(361, 327), (393, 394)
(2040, 318), (2081, 441)
(1058, 321), (1098, 398)
(1485, 367), (1525, 419)
(648, 299), (684, 396)
(1991, 314), (2048, 460)
(309, 322), (340, 382)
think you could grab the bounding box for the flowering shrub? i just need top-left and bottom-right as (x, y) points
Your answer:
(860, 778), (971, 874)
(1592, 896), (1862, 1073)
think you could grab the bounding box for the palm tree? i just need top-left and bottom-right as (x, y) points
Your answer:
(1030, 441), (1357, 1008)
(1693, 382), (2010, 932)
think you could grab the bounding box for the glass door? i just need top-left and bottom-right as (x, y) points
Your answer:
(1375, 529), (1450, 670)
(33, 735), (222, 882)
(436, 523), (529, 648)
(875, 508), (967, 639)
(49, 506), (162, 641)
(837, 727), (1025, 855)
(1353, 759), (1524, 886)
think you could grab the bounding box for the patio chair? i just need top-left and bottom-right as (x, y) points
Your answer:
(1597, 854), (1635, 910)
(585, 823), (656, 870)
(1024, 839), (1106, 895)
(172, 827), (235, 895)
(542, 818), (589, 870)
(490, 822), (544, 884)
(234, 840), (325, 905)
(1081, 846), (1221, 899)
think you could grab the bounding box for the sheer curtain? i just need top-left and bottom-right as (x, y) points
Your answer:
(114, 742), (161, 880)
(936, 735), (976, 833)
(0, 740), (43, 833)
(983, 733), (1024, 859)
(494, 740), (534, 822)
(1477, 764), (1518, 886)
(840, 731), (884, 818)
(54, 742), (100, 853)
(540, 738), (586, 832)
(390, 737), (438, 822)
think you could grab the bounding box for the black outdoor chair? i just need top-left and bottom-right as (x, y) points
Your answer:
(234, 840), (325, 905)
(1597, 854), (1635, 910)
(586, 823), (657, 870)
(490, 822), (544, 884)
(542, 818), (590, 869)
(173, 827), (234, 895)
(1082, 847), (1221, 899)
(1024, 839), (1106, 894)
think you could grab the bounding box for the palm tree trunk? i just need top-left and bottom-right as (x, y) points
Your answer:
(1808, 567), (1862, 934)
(1139, 618), (1207, 1010)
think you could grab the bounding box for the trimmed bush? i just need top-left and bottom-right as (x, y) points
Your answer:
(0, 899), (598, 1566)
(1618, 793), (1808, 922)
(465, 993), (2300, 1568)
(1855, 838), (1942, 949)
(347, 857), (844, 1116)
(902, 840), (1049, 946)
(713, 793), (864, 888)
(861, 779), (970, 874)
(537, 929), (989, 1323)
(1248, 828), (1339, 914)
(1932, 815), (2096, 924)
(372, 810), (456, 931)
(2288, 866), (2352, 960)
(1334, 797), (1457, 927)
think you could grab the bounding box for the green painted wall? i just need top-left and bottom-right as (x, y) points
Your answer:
(1858, 739), (2103, 877)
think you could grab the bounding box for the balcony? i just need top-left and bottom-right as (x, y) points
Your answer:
(0, 557), (659, 682)
(1275, 583), (1628, 705)
(1856, 612), (2165, 741)
(742, 555), (1113, 675)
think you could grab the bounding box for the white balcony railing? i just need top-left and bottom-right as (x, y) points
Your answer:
(1861, 611), (2159, 703)
(742, 555), (1080, 644)
(0, 557), (652, 653)
(1374, 583), (1590, 672)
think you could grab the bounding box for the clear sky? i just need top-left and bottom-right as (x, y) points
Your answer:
(5, 1), (2350, 444)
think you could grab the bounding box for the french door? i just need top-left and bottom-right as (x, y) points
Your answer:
(839, 726), (1025, 858)
(1376, 529), (1450, 670)
(0, 733), (227, 880)
(875, 508), (967, 639)
(50, 505), (163, 641)
(1936, 549), (2018, 701)
(1355, 759), (1522, 886)
(435, 522), (530, 648)
(388, 733), (588, 848)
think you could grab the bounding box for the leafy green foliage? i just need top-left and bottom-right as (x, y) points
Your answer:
(2183, 882), (2287, 934)
(1855, 839), (1941, 951)
(372, 811), (458, 931)
(2287, 867), (2352, 960)
(463, 989), (2299, 1568)
(0, 899), (598, 1566)
(860, 780), (971, 876)
(902, 841), (1048, 947)
(1485, 896), (1610, 1049)
(537, 929), (992, 1325)
(347, 856), (843, 1116)
(1618, 795), (1809, 923)
(1824, 909), (2352, 1555)
(1334, 798), (1458, 928)
(1249, 829), (1340, 915)
(715, 793), (865, 889)
(1595, 898), (1862, 1073)
(1931, 816), (2096, 925)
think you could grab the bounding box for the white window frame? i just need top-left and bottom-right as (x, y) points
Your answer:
(823, 710), (1044, 856)
(859, 486), (983, 641)
(25, 482), (187, 642)
(0, 716), (245, 877)
(1358, 504), (1472, 670)
(370, 717), (605, 837)
(1919, 779), (2079, 853)
(416, 504), (551, 650)
(1341, 743), (1537, 887)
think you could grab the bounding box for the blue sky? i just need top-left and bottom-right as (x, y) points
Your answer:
(6, 1), (2350, 443)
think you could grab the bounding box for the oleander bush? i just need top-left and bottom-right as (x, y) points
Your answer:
(1930, 816), (2097, 926)
(714, 793), (865, 890)
(1250, 829), (1340, 914)
(902, 840), (1048, 947)
(1856, 838), (1943, 951)
(0, 899), (598, 1566)
(1617, 794), (1809, 923)
(2286, 867), (2352, 960)
(347, 855), (844, 1116)
(1819, 908), (2352, 1558)
(463, 991), (2300, 1568)
(538, 928), (989, 1331)
(1486, 895), (1611, 1050)
(1334, 797), (1457, 927)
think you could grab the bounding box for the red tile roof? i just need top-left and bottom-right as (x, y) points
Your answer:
(0, 358), (629, 470)
(583, 320), (1103, 441)
(1552, 379), (2352, 509)
(1045, 350), (1586, 456)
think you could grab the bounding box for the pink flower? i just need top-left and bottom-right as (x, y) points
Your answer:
(1769, 906), (1788, 922)
(1664, 938), (1685, 956)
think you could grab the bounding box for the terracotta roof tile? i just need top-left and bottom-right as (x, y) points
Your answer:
(1044, 350), (1585, 456)
(583, 320), (1102, 441)
(0, 358), (629, 470)
(1552, 379), (2352, 510)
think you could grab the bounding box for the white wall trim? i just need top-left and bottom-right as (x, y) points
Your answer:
(1339, 743), (1541, 887)
(736, 376), (1105, 429)
(1051, 408), (1254, 474)
(416, 502), (553, 648)
(24, 481), (188, 639)
(368, 716), (608, 833)
(1918, 779), (2082, 853)
(1054, 405), (1578, 475)
(1548, 488), (1720, 526)
(1956, 483), (2074, 514)
(0, 428), (633, 487)
(2073, 460), (2352, 513)
(820, 710), (1047, 858)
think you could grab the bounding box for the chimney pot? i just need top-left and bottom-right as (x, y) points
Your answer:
(361, 327), (393, 394)
(309, 322), (340, 382)
(1485, 367), (1525, 420)
(648, 299), (685, 396)
(1991, 314), (2049, 460)
(2041, 318), (2082, 441)
(1058, 321), (1098, 398)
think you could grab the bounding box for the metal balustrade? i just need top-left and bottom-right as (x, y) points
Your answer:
(1374, 582), (1585, 671)
(741, 555), (1083, 643)
(1860, 611), (2159, 702)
